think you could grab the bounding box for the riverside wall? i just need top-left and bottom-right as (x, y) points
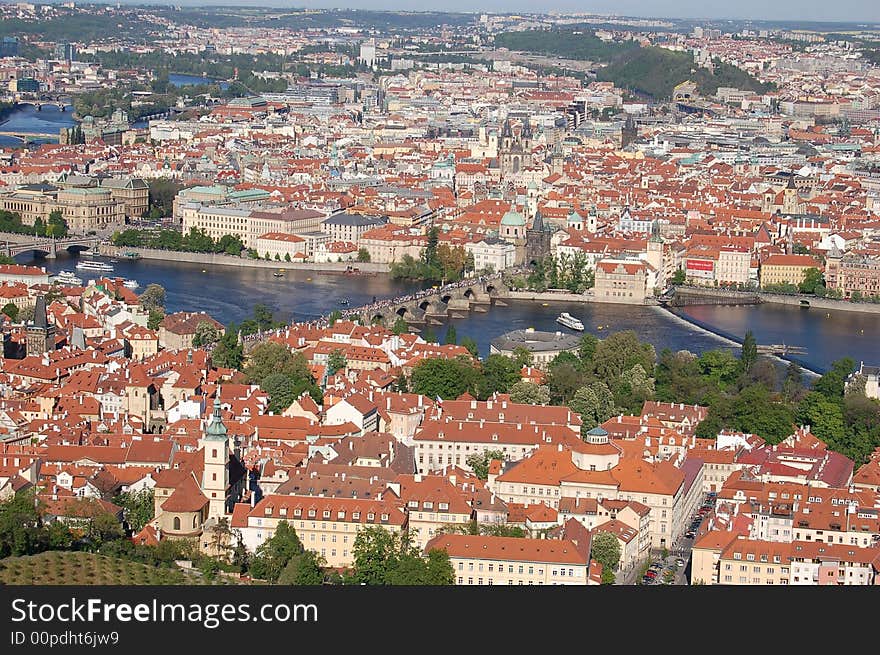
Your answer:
(99, 245), (390, 274)
(673, 286), (880, 315)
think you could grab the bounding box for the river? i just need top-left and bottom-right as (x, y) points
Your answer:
(0, 104), (77, 148)
(21, 252), (880, 372)
(168, 74), (230, 90)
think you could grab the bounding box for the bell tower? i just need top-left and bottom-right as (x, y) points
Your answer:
(200, 388), (229, 520)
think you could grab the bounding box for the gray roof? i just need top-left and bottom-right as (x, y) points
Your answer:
(491, 329), (581, 354)
(322, 213), (387, 227)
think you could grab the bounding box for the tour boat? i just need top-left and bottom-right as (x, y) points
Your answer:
(75, 260), (114, 272)
(123, 279), (139, 289)
(53, 270), (83, 285)
(556, 312), (585, 331)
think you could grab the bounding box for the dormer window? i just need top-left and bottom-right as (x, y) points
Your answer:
(367, 513), (375, 521)
(323, 510), (331, 518)
(308, 509), (316, 518)
(279, 507), (287, 516)
(380, 513), (389, 521)
(438, 503), (449, 511)
(352, 512), (360, 520)
(293, 509), (302, 517)
(264, 506), (273, 516)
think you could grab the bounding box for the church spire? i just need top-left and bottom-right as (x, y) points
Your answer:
(205, 386), (228, 440)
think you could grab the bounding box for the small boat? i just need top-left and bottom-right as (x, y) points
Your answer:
(339, 298), (349, 306)
(53, 270), (83, 285)
(109, 258), (119, 263)
(273, 272), (284, 278)
(306, 277), (312, 281)
(541, 302), (549, 307)
(557, 312), (585, 331)
(123, 279), (139, 289)
(202, 269), (207, 273)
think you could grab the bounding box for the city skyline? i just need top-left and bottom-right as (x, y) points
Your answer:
(113, 0), (880, 24)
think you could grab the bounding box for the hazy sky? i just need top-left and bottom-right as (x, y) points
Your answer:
(185, 1), (880, 23)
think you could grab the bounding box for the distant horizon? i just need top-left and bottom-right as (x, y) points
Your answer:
(87, 1), (880, 25)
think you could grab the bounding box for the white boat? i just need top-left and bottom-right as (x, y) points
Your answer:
(556, 312), (585, 331)
(123, 279), (139, 289)
(75, 260), (114, 272)
(53, 270), (83, 285)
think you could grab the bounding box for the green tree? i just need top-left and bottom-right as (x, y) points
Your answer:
(351, 525), (405, 585)
(697, 349), (740, 388)
(327, 349), (347, 376)
(670, 269), (685, 285)
(244, 343), (308, 385)
(191, 321), (220, 348)
(570, 382), (617, 431)
(357, 247), (371, 263)
(33, 216), (46, 237)
(113, 489), (154, 533)
(813, 358), (855, 400)
(278, 549), (326, 585)
(591, 531), (621, 585)
(444, 324), (457, 345)
(740, 331), (758, 375)
(147, 178), (182, 218)
(211, 322), (243, 370)
(798, 392), (845, 448)
(46, 210), (68, 238)
(410, 356), (480, 400)
(465, 449), (504, 480)
(578, 333), (599, 366)
(139, 283), (166, 312)
(508, 381), (551, 405)
(261, 373), (297, 414)
(249, 521), (304, 583)
(147, 308), (164, 331)
(391, 316), (409, 335)
(592, 331), (656, 381)
(1, 302), (18, 322)
(460, 336), (479, 357)
(477, 354), (520, 399)
(0, 491), (45, 558)
(799, 267), (824, 294)
(511, 345), (533, 369)
(546, 361), (583, 405)
(328, 310), (343, 326)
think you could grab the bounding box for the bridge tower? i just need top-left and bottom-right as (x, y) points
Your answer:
(26, 295), (56, 356)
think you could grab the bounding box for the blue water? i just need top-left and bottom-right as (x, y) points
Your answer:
(18, 251), (880, 371)
(0, 104), (77, 148)
(168, 74), (229, 90)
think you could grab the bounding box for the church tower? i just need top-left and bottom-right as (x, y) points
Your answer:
(200, 388), (230, 520)
(26, 295), (56, 356)
(782, 176), (799, 215)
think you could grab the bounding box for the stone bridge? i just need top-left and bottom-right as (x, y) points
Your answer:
(354, 278), (510, 327)
(2, 235), (101, 259)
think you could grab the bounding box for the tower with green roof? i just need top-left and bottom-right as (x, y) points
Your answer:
(201, 387), (229, 519)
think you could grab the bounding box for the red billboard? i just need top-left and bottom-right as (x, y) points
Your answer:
(686, 259), (714, 271)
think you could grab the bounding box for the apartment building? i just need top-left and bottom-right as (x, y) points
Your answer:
(425, 534), (592, 585)
(238, 494), (407, 568)
(759, 253), (818, 288)
(397, 474), (473, 548)
(825, 252), (880, 299)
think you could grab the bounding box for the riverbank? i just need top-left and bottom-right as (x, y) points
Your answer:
(656, 305), (823, 377)
(99, 245), (390, 274)
(673, 285), (880, 315)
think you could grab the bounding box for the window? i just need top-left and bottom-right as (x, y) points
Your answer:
(173, 516), (180, 531)
(323, 510), (331, 518)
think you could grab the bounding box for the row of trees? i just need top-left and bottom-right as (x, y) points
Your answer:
(111, 227), (244, 256)
(0, 209), (67, 238)
(390, 227), (473, 283)
(247, 521), (454, 585)
(525, 253), (595, 294)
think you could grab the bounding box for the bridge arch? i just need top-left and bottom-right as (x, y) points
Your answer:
(440, 294), (452, 305)
(463, 288), (476, 299)
(370, 313), (385, 324)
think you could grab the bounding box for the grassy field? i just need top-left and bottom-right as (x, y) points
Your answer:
(0, 551), (241, 585)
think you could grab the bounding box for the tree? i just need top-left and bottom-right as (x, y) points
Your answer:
(46, 210), (68, 238)
(350, 526), (453, 585)
(410, 356), (480, 400)
(798, 392), (845, 448)
(813, 358), (855, 400)
(244, 342), (308, 384)
(546, 361), (583, 405)
(0, 491), (46, 558)
(592, 331), (655, 382)
(698, 349), (740, 388)
(1, 302), (18, 322)
(252, 304), (276, 331)
(570, 382), (617, 431)
(143, 308), (163, 331)
(578, 333), (598, 366)
(357, 247), (371, 263)
(211, 322), (243, 370)
(278, 549), (326, 585)
(327, 349), (347, 376)
(139, 283), (166, 312)
(18, 304), (35, 323)
(511, 345), (533, 369)
(328, 310), (343, 326)
(113, 489), (154, 533)
(477, 354), (520, 399)
(508, 381), (551, 405)
(670, 269), (685, 285)
(192, 321), (220, 348)
(33, 217), (46, 237)
(465, 449), (504, 480)
(249, 521), (304, 583)
(799, 267), (824, 294)
(591, 531), (621, 585)
(391, 316), (409, 335)
(147, 178), (182, 218)
(460, 336), (479, 357)
(261, 373), (297, 415)
(740, 331), (758, 374)
(444, 324), (457, 345)
(781, 361), (807, 403)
